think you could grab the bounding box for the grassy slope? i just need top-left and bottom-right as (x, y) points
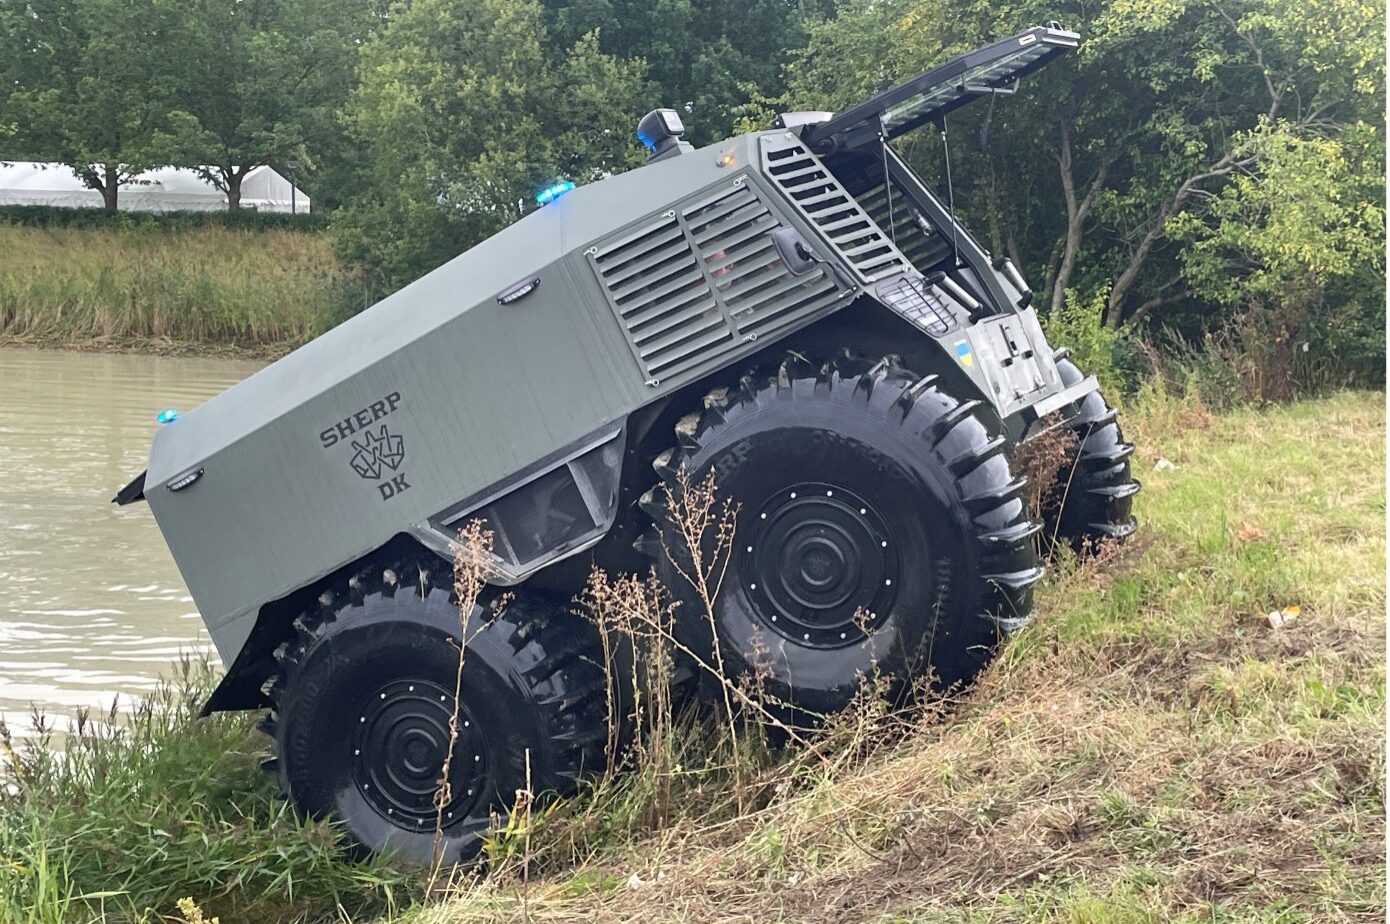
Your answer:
(0, 224), (360, 354)
(2, 392), (1382, 924)
(414, 390), (1386, 923)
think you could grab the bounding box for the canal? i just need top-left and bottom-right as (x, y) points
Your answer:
(0, 348), (261, 733)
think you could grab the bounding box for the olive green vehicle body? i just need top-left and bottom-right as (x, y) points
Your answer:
(119, 26), (1095, 711)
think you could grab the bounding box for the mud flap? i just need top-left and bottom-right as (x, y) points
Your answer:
(1018, 373), (1100, 442)
(113, 470), (147, 505)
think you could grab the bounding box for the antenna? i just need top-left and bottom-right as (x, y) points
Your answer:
(939, 117), (961, 268)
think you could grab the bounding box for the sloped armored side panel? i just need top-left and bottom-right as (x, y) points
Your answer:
(589, 175), (844, 386)
(758, 134), (911, 284)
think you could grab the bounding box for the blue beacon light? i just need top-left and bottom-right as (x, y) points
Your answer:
(157, 408), (179, 424)
(535, 180), (576, 206)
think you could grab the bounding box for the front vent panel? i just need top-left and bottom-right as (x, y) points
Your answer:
(589, 179), (845, 384)
(759, 134), (910, 283)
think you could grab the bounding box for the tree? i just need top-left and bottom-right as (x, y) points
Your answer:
(164, 0), (377, 210)
(0, 0), (191, 211)
(1166, 121), (1385, 385)
(1172, 124), (1384, 310)
(542, 0), (835, 145)
(788, 0), (1385, 335)
(337, 0), (651, 290)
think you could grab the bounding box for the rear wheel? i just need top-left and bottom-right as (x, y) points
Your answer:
(638, 353), (1042, 717)
(1045, 351), (1140, 551)
(264, 561), (608, 865)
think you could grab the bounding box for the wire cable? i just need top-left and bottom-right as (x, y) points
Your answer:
(879, 117), (897, 246)
(941, 118), (960, 268)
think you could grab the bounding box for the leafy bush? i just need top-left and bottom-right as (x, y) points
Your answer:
(1041, 288), (1138, 395)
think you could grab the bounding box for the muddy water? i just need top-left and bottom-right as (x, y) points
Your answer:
(0, 348), (261, 733)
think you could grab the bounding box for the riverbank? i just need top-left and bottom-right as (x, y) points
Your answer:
(0, 223), (365, 357)
(1, 388), (1383, 923)
(0, 337), (291, 361)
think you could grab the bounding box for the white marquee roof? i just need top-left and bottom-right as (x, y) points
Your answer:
(0, 162), (310, 213)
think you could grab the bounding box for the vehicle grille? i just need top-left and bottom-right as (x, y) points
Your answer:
(759, 134), (909, 282)
(876, 274), (956, 336)
(684, 184), (840, 341)
(856, 180), (953, 273)
(589, 179), (843, 384)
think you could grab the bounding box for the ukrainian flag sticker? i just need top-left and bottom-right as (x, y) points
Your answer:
(954, 340), (974, 367)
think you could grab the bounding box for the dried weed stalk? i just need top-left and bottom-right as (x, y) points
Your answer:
(432, 521), (495, 870)
(658, 469), (742, 765)
(578, 567), (678, 821)
(1010, 414), (1077, 547)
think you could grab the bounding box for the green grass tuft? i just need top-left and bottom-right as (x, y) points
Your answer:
(0, 659), (420, 923)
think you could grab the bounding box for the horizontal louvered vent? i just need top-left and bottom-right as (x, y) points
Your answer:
(590, 212), (732, 381)
(761, 138), (908, 282)
(591, 180), (844, 384)
(682, 185), (839, 340)
(857, 182), (952, 273)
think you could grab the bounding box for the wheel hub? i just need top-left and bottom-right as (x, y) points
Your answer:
(742, 483), (900, 648)
(353, 678), (486, 827)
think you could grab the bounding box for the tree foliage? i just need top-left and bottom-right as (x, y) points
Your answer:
(0, 0), (1381, 381)
(334, 0), (650, 288)
(542, 0), (833, 145)
(789, 0), (1385, 356)
(0, 0), (194, 210)
(161, 0), (376, 209)
(0, 0), (372, 211)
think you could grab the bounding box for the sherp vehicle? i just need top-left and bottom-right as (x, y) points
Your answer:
(116, 24), (1137, 862)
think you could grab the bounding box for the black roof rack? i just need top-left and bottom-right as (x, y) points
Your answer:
(802, 25), (1080, 154)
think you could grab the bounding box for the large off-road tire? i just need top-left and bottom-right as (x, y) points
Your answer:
(263, 560), (608, 865)
(1046, 350), (1140, 551)
(637, 353), (1043, 717)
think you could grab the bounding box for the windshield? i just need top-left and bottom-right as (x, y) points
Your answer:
(879, 39), (1058, 134)
(803, 26), (1078, 153)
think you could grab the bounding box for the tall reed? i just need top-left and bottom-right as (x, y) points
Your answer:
(0, 224), (364, 350)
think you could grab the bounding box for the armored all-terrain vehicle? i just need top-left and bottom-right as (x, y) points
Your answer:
(116, 25), (1137, 862)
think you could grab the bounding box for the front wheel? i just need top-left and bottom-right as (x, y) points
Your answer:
(265, 562), (608, 865)
(638, 354), (1043, 717)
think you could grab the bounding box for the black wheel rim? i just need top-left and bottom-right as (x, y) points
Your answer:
(740, 482), (902, 648)
(352, 678), (487, 828)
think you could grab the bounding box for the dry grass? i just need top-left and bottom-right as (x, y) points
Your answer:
(0, 223), (363, 351)
(402, 390), (1385, 924)
(1009, 412), (1077, 553)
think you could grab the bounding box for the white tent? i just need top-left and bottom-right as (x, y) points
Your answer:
(0, 162), (311, 213)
